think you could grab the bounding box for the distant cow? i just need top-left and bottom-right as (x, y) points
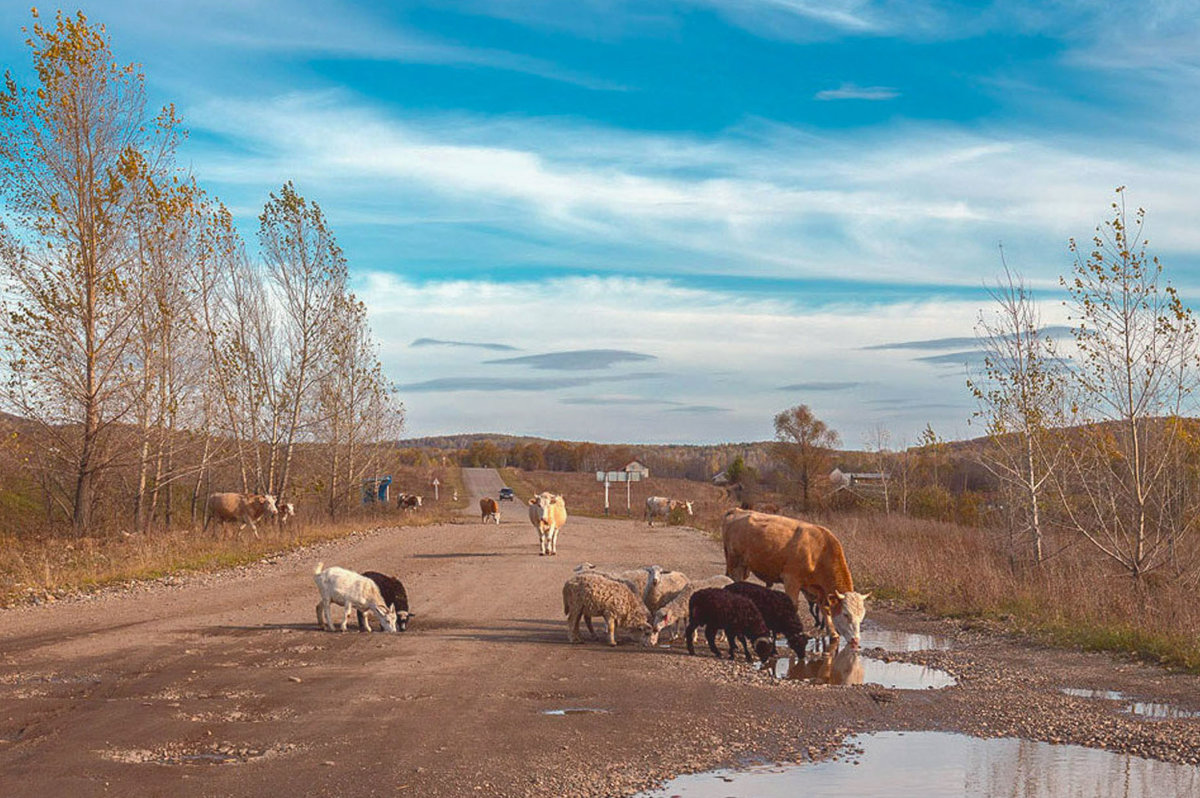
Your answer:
(644, 496), (694, 527)
(278, 501), (296, 524)
(722, 509), (870, 650)
(398, 493), (423, 511)
(528, 492), (567, 556)
(480, 497), (500, 524)
(204, 492), (279, 538)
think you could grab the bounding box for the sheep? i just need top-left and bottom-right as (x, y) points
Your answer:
(573, 562), (661, 605)
(562, 573), (653, 646)
(645, 569), (690, 613)
(648, 574), (734, 644)
(355, 571), (413, 632)
(685, 587), (775, 663)
(725, 581), (810, 655)
(313, 562), (398, 633)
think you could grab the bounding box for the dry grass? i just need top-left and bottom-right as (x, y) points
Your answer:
(0, 469), (467, 608)
(817, 513), (1200, 672)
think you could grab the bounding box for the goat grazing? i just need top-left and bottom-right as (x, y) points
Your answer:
(313, 563), (398, 633)
(355, 571), (413, 632)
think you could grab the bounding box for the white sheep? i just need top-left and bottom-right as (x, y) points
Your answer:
(648, 574), (734, 645)
(645, 569), (689, 613)
(313, 562), (398, 633)
(562, 573), (653, 646)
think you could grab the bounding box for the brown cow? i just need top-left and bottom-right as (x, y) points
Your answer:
(721, 509), (869, 649)
(398, 493), (423, 511)
(480, 496), (500, 524)
(204, 492), (279, 538)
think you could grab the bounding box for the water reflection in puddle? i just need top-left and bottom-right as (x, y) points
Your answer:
(1061, 688), (1199, 720)
(858, 623), (952, 652)
(766, 649), (956, 689)
(541, 708), (610, 716)
(636, 731), (1200, 797)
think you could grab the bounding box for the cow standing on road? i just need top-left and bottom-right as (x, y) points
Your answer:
(480, 497), (500, 524)
(644, 496), (694, 527)
(204, 493), (279, 539)
(528, 492), (567, 555)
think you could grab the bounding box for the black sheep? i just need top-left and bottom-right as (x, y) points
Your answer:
(686, 587), (775, 663)
(725, 581), (810, 655)
(356, 571), (412, 632)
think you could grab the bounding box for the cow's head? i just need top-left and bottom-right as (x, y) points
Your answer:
(528, 492), (552, 522)
(257, 494), (279, 517)
(831, 590), (871, 649)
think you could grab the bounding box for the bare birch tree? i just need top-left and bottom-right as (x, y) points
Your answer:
(969, 263), (1068, 566)
(1058, 188), (1199, 580)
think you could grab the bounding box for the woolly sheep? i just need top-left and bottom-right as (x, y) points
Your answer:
(685, 587), (775, 663)
(648, 574), (733, 644)
(573, 563), (663, 607)
(313, 562), (398, 633)
(645, 569), (690, 613)
(562, 573), (653, 647)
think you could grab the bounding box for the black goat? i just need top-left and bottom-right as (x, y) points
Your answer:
(356, 571), (412, 632)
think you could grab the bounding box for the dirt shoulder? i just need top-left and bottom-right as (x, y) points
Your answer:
(1, 503), (1198, 797)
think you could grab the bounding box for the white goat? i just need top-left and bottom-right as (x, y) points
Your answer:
(313, 562), (398, 633)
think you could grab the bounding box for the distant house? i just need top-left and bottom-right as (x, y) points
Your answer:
(623, 460), (650, 479)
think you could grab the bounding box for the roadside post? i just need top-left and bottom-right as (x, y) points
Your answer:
(596, 470), (642, 516)
(432, 477), (440, 502)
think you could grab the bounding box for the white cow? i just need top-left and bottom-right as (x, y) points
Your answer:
(528, 492), (568, 556)
(644, 496), (694, 527)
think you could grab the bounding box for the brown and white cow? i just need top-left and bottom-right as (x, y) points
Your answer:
(721, 509), (870, 650)
(480, 496), (500, 524)
(644, 496), (694, 527)
(528, 492), (567, 556)
(204, 492), (279, 539)
(398, 493), (423, 511)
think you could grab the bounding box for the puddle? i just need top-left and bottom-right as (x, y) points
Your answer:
(771, 650), (956, 690)
(541, 708), (610, 716)
(858, 623), (952, 652)
(636, 731), (1200, 797)
(1062, 688), (1200, 720)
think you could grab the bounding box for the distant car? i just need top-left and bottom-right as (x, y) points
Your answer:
(499, 488), (515, 502)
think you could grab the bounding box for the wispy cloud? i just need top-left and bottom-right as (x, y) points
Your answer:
(779, 381), (863, 391)
(485, 349), (657, 371)
(411, 337), (519, 351)
(866, 326), (1073, 351)
(395, 372), (667, 393)
(664, 404), (732, 414)
(815, 82), (900, 101)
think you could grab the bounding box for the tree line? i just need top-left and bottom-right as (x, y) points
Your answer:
(0, 11), (401, 535)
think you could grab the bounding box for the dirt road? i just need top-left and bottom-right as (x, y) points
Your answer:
(2, 470), (1198, 797)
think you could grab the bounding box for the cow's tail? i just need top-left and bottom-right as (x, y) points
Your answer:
(313, 561), (325, 577)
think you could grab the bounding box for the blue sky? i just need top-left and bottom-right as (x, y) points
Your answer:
(3, 1), (1198, 445)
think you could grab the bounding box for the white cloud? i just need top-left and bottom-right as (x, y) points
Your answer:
(359, 271), (1069, 443)
(815, 82), (900, 101)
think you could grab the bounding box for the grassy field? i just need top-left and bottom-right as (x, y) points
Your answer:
(0, 467), (466, 608)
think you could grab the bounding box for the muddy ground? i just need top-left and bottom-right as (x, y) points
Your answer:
(1, 469), (1198, 797)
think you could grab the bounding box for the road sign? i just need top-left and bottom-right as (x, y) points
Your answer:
(597, 470), (642, 514)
